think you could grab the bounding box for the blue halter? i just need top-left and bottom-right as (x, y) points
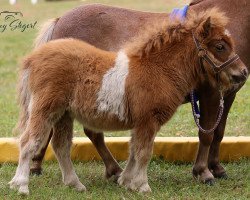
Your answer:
(170, 5), (201, 118)
(170, 5), (189, 22)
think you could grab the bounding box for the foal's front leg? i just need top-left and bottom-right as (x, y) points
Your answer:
(118, 121), (158, 193)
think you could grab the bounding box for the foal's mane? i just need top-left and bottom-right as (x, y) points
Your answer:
(125, 8), (228, 58)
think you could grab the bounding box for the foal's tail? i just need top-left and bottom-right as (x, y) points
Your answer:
(14, 18), (59, 135)
(13, 60), (32, 135)
(34, 18), (59, 48)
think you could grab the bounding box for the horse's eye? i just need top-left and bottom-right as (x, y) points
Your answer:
(215, 44), (225, 52)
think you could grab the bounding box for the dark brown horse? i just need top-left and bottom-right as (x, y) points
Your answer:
(30, 0), (249, 184)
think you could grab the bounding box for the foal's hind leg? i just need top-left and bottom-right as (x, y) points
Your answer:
(118, 121), (158, 193)
(84, 128), (122, 180)
(9, 115), (52, 195)
(30, 130), (53, 175)
(51, 112), (86, 192)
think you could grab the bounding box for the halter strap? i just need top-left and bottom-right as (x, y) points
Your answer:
(192, 33), (240, 74)
(191, 33), (232, 134)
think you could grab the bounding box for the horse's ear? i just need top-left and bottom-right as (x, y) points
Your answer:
(197, 17), (212, 39)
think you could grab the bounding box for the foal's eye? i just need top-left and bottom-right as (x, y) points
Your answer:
(215, 44), (225, 52)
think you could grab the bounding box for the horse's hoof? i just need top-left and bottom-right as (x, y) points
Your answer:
(214, 172), (228, 179)
(30, 168), (42, 176)
(205, 179), (215, 186)
(192, 169), (198, 179)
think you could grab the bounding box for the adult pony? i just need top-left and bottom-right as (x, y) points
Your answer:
(10, 8), (247, 194)
(29, 0), (249, 184)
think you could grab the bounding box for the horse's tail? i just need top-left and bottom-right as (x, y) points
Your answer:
(13, 59), (32, 135)
(34, 18), (59, 48)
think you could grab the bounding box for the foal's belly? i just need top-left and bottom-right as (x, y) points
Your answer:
(73, 111), (132, 132)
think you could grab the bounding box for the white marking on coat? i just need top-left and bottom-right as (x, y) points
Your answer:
(97, 50), (129, 121)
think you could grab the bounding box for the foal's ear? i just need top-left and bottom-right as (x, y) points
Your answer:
(197, 17), (212, 39)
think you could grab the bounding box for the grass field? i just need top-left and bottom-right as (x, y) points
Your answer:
(0, 159), (249, 199)
(0, 0), (249, 199)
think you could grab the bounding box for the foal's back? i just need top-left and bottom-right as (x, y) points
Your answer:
(26, 39), (115, 93)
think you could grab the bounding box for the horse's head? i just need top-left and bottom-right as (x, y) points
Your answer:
(193, 9), (248, 90)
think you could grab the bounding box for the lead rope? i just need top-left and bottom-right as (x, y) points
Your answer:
(190, 90), (224, 133)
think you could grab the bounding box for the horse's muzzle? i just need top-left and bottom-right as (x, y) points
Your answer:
(231, 68), (249, 84)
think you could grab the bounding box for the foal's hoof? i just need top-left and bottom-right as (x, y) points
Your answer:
(118, 175), (151, 193)
(30, 167), (42, 176)
(74, 183), (86, 192)
(138, 183), (152, 193)
(9, 179), (29, 195)
(105, 166), (123, 182)
(18, 185), (30, 195)
(64, 179), (86, 192)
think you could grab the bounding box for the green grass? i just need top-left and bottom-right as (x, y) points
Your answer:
(0, 159), (249, 199)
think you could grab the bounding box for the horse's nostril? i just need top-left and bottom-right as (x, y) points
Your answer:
(242, 69), (248, 77)
(232, 74), (246, 84)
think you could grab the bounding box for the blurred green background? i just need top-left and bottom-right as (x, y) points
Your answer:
(0, 0), (249, 138)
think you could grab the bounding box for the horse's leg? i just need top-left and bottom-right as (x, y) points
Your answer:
(118, 121), (158, 193)
(84, 128), (122, 180)
(193, 86), (219, 185)
(51, 112), (86, 192)
(9, 114), (52, 195)
(208, 92), (236, 179)
(30, 130), (53, 175)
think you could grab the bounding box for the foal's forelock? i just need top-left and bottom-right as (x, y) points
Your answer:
(126, 8), (228, 59)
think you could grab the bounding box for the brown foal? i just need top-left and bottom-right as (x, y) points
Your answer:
(30, 0), (249, 184)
